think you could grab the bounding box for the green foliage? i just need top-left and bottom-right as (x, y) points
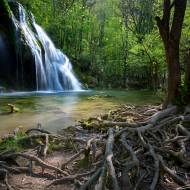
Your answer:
(14, 0), (190, 90)
(77, 156), (91, 168)
(0, 0), (12, 18)
(174, 81), (190, 106)
(48, 142), (64, 153)
(0, 132), (30, 152)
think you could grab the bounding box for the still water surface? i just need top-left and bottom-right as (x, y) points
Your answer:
(0, 90), (161, 135)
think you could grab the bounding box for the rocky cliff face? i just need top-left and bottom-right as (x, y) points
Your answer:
(0, 0), (36, 90)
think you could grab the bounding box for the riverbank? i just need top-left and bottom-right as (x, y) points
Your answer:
(0, 103), (189, 190)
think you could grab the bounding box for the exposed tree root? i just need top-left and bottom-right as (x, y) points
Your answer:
(1, 153), (69, 176)
(26, 128), (51, 135)
(148, 144), (160, 190)
(0, 169), (13, 190)
(158, 155), (186, 186)
(79, 167), (102, 190)
(0, 104), (190, 189)
(105, 128), (120, 190)
(47, 170), (96, 187)
(61, 149), (85, 169)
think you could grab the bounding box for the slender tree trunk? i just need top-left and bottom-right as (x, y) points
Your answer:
(120, 0), (129, 88)
(185, 48), (190, 104)
(156, 0), (187, 108)
(185, 49), (190, 83)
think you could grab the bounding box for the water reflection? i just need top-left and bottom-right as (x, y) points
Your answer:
(0, 91), (117, 135)
(0, 90), (161, 135)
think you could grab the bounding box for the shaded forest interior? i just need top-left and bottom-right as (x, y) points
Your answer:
(0, 0), (190, 190)
(15, 0), (175, 89)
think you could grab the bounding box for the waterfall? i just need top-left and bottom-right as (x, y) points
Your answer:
(17, 4), (82, 91)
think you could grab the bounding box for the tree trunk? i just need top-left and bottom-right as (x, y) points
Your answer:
(156, 0), (187, 108)
(164, 42), (181, 107)
(185, 49), (190, 84)
(120, 0), (129, 88)
(185, 48), (190, 104)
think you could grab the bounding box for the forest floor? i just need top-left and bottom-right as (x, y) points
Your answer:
(0, 103), (190, 190)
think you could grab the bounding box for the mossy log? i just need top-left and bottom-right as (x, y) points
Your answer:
(7, 104), (20, 113)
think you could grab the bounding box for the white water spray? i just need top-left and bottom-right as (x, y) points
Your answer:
(18, 5), (82, 91)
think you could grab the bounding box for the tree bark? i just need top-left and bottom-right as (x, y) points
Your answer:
(120, 0), (128, 88)
(156, 0), (187, 108)
(185, 48), (190, 104)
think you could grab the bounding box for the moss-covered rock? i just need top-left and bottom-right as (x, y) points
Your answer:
(0, 1), (38, 90)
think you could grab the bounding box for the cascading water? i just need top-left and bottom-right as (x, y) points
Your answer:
(17, 4), (82, 91)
